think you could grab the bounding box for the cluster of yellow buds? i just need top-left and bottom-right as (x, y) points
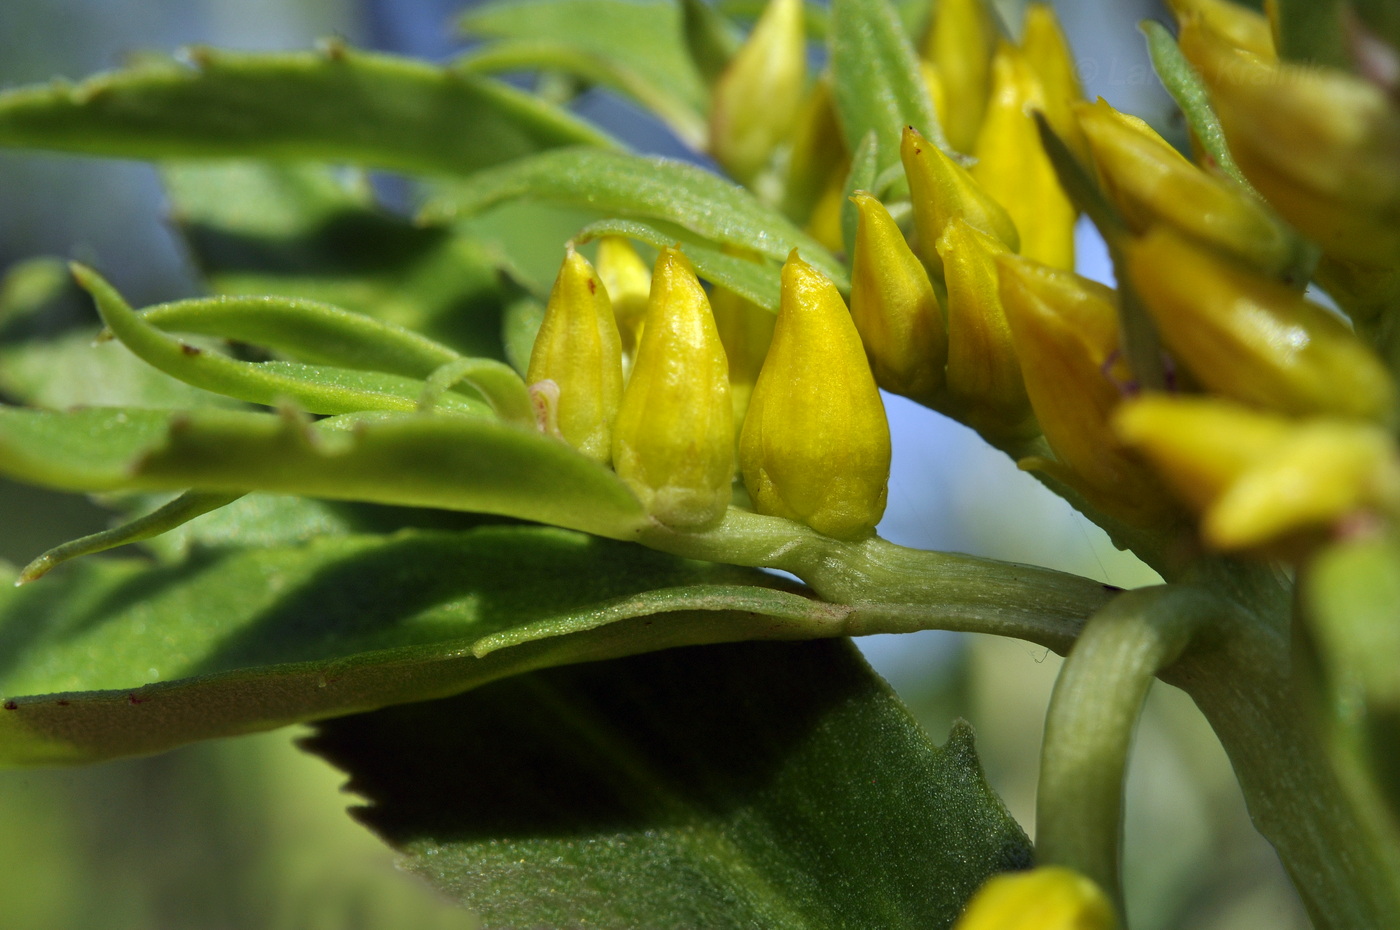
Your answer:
(1100, 0), (1400, 558)
(526, 239), (890, 539)
(846, 0), (1400, 558)
(538, 0), (1400, 563)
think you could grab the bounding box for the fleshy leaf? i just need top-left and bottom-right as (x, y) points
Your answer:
(305, 639), (1033, 929)
(829, 0), (946, 174)
(0, 406), (649, 539)
(420, 148), (848, 288)
(162, 162), (514, 358)
(0, 529), (839, 765)
(0, 47), (615, 174)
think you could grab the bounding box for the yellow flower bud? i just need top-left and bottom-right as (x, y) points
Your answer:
(1075, 98), (1303, 277)
(1021, 3), (1091, 167)
(921, 0), (997, 154)
(997, 253), (1173, 526)
(901, 125), (1020, 274)
(612, 247), (734, 528)
(709, 0), (806, 184)
(740, 251), (891, 539)
(1166, 0), (1276, 59)
(1115, 396), (1400, 553)
(936, 217), (1036, 441)
(849, 191), (946, 401)
(952, 867), (1117, 930)
(594, 236), (651, 358)
(1180, 17), (1400, 268)
(527, 247), (624, 463)
(710, 281), (775, 444)
(972, 43), (1077, 270)
(1127, 228), (1397, 425)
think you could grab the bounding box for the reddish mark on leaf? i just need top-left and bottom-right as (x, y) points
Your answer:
(2, 701), (16, 711)
(179, 342), (202, 357)
(55, 699), (70, 707)
(587, 277), (597, 294)
(127, 693), (147, 705)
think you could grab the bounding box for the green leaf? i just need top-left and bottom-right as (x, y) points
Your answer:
(125, 294), (534, 424)
(462, 0), (706, 108)
(458, 43), (707, 148)
(0, 257), (71, 333)
(163, 162), (515, 358)
(421, 148), (848, 289)
(108, 493), (497, 566)
(0, 47), (615, 174)
(828, 0), (945, 174)
(304, 639), (1032, 929)
(0, 406), (648, 539)
(0, 259), (242, 410)
(0, 528), (838, 765)
(75, 265), (494, 417)
(18, 490), (245, 584)
(574, 217), (780, 312)
(0, 330), (245, 410)
(681, 0), (743, 87)
(458, 0), (708, 144)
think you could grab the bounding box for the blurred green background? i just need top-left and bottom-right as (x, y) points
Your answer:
(0, 0), (1307, 927)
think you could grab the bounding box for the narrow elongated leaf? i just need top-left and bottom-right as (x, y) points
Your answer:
(0, 405), (649, 539)
(0, 260), (241, 410)
(76, 266), (492, 417)
(131, 295), (462, 377)
(421, 148), (848, 288)
(0, 48), (615, 174)
(306, 639), (1032, 929)
(458, 0), (707, 145)
(461, 0), (707, 110)
(829, 0), (945, 173)
(18, 490), (245, 584)
(0, 529), (841, 765)
(163, 162), (514, 358)
(459, 43), (707, 148)
(574, 218), (780, 312)
(125, 295), (533, 424)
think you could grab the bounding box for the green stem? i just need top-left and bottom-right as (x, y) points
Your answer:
(1161, 566), (1400, 930)
(1034, 585), (1221, 920)
(641, 507), (1119, 655)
